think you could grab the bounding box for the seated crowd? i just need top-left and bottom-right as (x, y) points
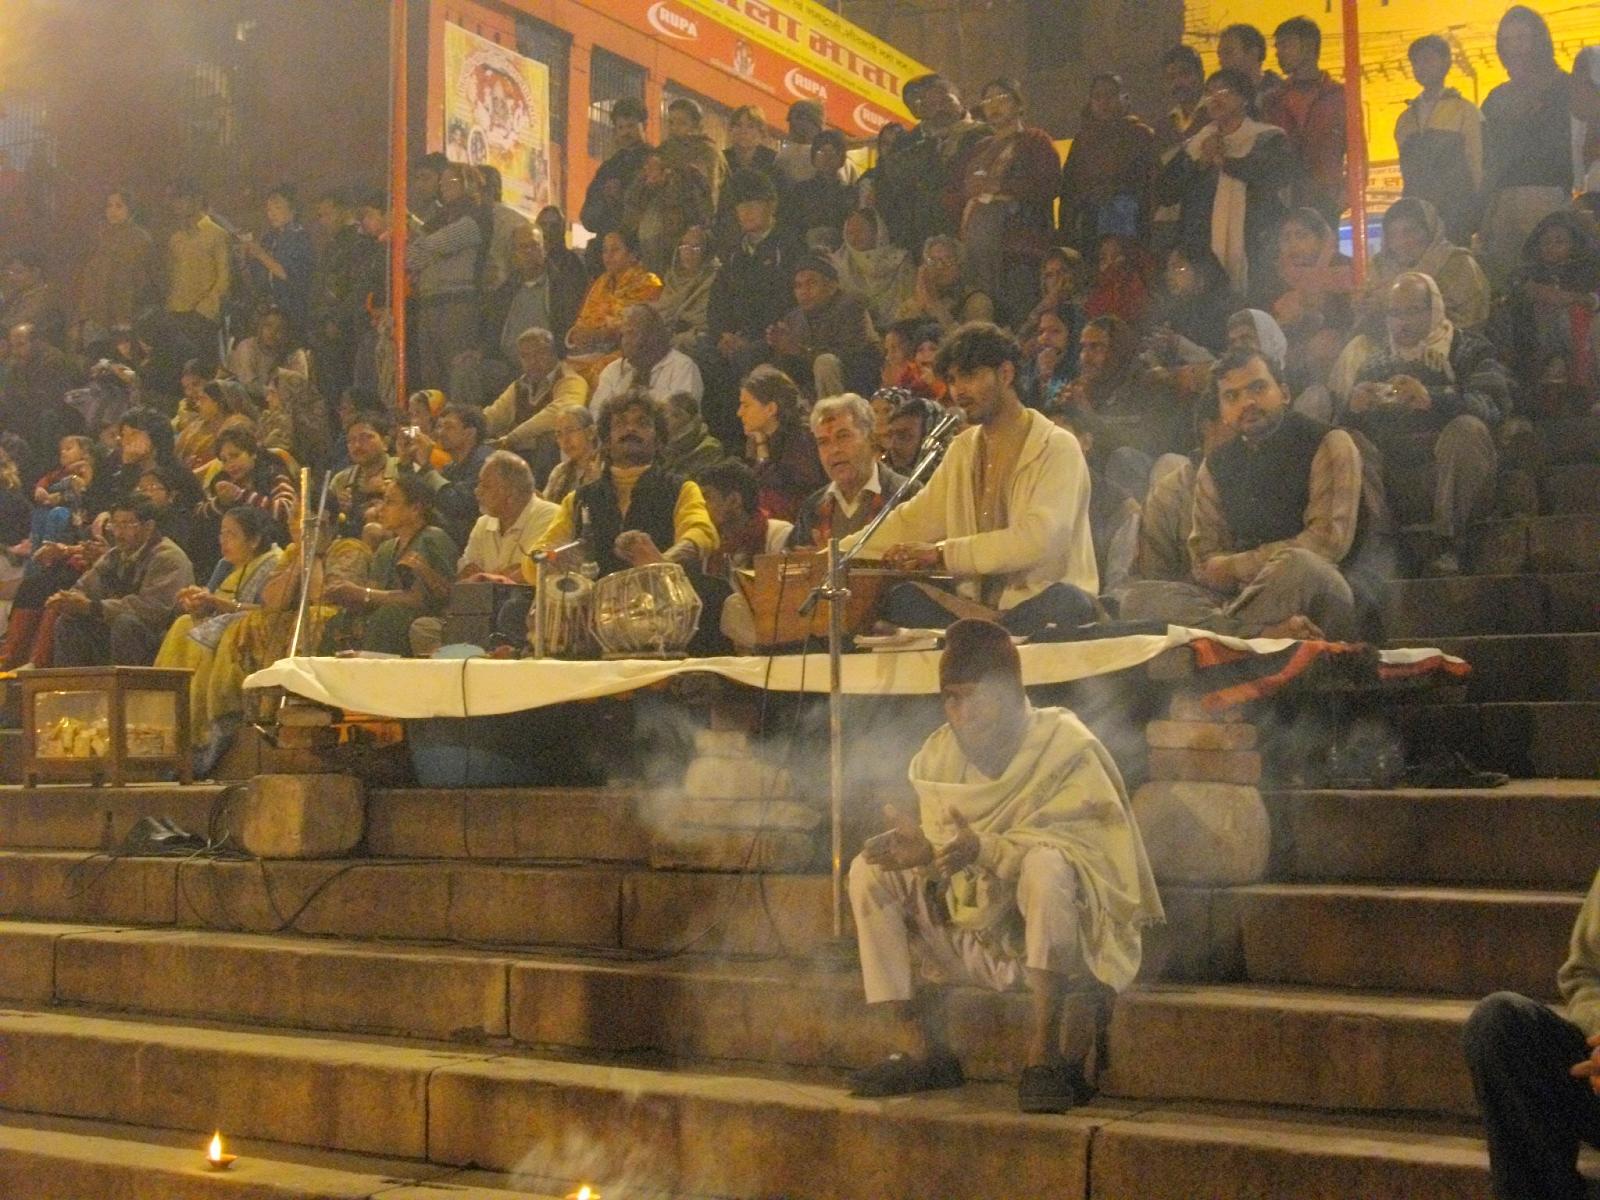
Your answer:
(0, 5), (1597, 784)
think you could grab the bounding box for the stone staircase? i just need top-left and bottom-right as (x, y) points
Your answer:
(0, 512), (1595, 1197)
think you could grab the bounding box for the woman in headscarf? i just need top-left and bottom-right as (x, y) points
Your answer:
(832, 210), (915, 333)
(1480, 6), (1574, 286)
(1489, 209), (1600, 416)
(1161, 68), (1295, 299)
(961, 77), (1062, 324)
(621, 149), (713, 278)
(1057, 74), (1156, 258)
(653, 225), (719, 349)
(1360, 198), (1492, 333)
(1083, 234), (1152, 326)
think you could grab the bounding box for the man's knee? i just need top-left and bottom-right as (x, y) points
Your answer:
(1016, 846), (1076, 912)
(107, 614), (158, 665)
(848, 852), (883, 904)
(1464, 991), (1546, 1067)
(1436, 414), (1496, 461)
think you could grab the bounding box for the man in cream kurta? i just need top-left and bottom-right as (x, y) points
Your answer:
(848, 619), (1163, 1114)
(842, 322), (1099, 638)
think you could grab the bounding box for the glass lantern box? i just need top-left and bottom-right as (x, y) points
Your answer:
(18, 667), (192, 786)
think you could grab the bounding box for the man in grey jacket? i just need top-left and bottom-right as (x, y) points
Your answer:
(48, 493), (194, 666)
(1466, 867), (1600, 1199)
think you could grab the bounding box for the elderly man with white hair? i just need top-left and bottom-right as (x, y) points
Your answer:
(787, 392), (914, 550)
(1334, 271), (1509, 575)
(408, 450), (559, 655)
(483, 327), (590, 466)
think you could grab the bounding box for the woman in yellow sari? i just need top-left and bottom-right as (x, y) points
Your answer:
(565, 230), (662, 387)
(155, 505), (281, 755)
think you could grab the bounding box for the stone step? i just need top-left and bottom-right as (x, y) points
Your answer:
(1384, 572), (1599, 639)
(1086, 1106), (1504, 1200)
(0, 1004), (1102, 1198)
(0, 903), (1223, 1081)
(0, 731), (21, 786)
(1104, 985), (1477, 1117)
(1393, 701), (1600, 778)
(0, 850), (835, 956)
(0, 1112), (558, 1199)
(1264, 781), (1600, 888)
(1541, 463), (1600, 516)
(1467, 514), (1600, 576)
(1233, 883), (1578, 1000)
(365, 786), (653, 862)
(1420, 633), (1600, 702)
(0, 784), (231, 851)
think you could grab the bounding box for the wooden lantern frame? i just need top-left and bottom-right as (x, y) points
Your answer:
(18, 667), (192, 787)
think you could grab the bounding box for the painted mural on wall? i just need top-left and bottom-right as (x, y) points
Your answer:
(443, 22), (552, 217)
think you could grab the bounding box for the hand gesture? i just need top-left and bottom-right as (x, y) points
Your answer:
(213, 479), (244, 504)
(1571, 1033), (1600, 1096)
(614, 529), (665, 566)
(1196, 556), (1236, 594)
(409, 430), (436, 467)
(862, 804), (935, 870)
(766, 320), (802, 357)
(933, 811), (980, 876)
(34, 541), (65, 566)
(884, 541), (942, 572)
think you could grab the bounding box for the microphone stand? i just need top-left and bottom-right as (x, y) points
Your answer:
(798, 410), (959, 950)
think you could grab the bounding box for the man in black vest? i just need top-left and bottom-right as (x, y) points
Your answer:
(525, 389), (717, 579)
(1120, 346), (1367, 639)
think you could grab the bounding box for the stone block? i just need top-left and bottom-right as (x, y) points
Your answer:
(177, 860), (452, 941)
(239, 775), (364, 860)
(648, 796), (822, 832)
(1132, 782), (1270, 885)
(0, 1010), (461, 1157)
(54, 930), (512, 1039)
(648, 829), (818, 872)
(1145, 720), (1258, 752)
(1544, 573), (1600, 634)
(0, 850), (177, 925)
(1147, 748), (1262, 785)
(447, 864), (623, 947)
(1167, 692), (1246, 722)
(680, 728), (793, 801)
(1469, 517), (1529, 575)
(622, 871), (835, 957)
(1530, 514), (1600, 573)
(1104, 987), (1476, 1116)
(0, 922), (93, 1002)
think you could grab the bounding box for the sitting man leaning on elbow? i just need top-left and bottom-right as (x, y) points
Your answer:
(849, 619), (1163, 1113)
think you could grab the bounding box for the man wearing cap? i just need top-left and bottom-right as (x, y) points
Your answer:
(767, 255), (883, 399)
(849, 618), (1163, 1112)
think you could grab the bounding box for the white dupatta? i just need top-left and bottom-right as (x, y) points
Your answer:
(1187, 118), (1276, 294)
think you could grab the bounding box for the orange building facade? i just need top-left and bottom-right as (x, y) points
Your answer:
(420, 0), (927, 223)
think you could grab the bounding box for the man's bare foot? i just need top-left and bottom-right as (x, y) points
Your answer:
(1258, 614), (1324, 640)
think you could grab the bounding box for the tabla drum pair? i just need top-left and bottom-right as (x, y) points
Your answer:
(534, 561), (701, 659)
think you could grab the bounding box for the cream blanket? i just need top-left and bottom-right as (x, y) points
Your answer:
(908, 705), (1165, 990)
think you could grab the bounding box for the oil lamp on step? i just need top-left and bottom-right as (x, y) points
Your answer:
(566, 1186), (599, 1200)
(205, 1131), (237, 1170)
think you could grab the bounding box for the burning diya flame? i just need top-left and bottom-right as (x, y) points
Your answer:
(205, 1131), (237, 1170)
(566, 1187), (599, 1200)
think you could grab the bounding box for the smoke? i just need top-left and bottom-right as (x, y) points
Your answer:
(505, 1120), (672, 1199)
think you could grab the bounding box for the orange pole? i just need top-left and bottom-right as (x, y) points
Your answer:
(1342, 0), (1368, 282)
(388, 0), (410, 415)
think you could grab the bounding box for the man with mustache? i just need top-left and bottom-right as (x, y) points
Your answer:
(525, 388), (716, 581)
(1121, 345), (1373, 639)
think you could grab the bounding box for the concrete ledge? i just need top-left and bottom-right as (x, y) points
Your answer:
(53, 930), (512, 1040)
(426, 1056), (1094, 1199)
(1088, 1108), (1496, 1200)
(0, 1009), (472, 1157)
(364, 787), (648, 862)
(1105, 986), (1477, 1117)
(240, 775), (363, 860)
(0, 851), (178, 925)
(0, 922), (110, 1003)
(0, 785), (228, 851)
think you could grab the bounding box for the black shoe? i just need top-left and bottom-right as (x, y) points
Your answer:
(1018, 1061), (1093, 1114)
(848, 1051), (964, 1098)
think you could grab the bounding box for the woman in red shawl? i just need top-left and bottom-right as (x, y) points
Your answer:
(1083, 234), (1152, 326)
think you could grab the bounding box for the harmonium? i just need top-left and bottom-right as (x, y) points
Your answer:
(732, 552), (915, 649)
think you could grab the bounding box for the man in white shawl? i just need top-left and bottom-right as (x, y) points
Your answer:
(848, 618), (1164, 1113)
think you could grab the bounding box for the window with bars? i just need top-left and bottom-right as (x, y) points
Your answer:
(588, 49), (647, 161)
(662, 82), (731, 151)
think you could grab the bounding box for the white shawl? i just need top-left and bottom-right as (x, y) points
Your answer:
(909, 705), (1165, 990)
(1187, 118), (1276, 294)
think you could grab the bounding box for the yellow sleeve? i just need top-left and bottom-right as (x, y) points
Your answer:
(522, 492), (577, 583)
(673, 480), (719, 560)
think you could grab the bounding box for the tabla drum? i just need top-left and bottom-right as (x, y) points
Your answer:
(591, 562), (701, 658)
(531, 568), (595, 658)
